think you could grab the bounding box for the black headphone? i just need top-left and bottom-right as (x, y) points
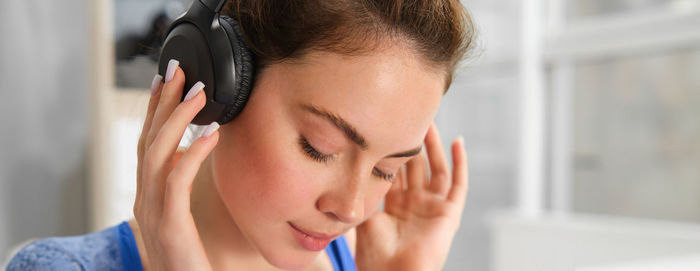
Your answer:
(157, 0), (254, 125)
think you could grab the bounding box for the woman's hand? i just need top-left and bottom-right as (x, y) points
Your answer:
(355, 123), (469, 271)
(133, 60), (219, 271)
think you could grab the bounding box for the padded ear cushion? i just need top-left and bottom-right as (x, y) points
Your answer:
(218, 15), (255, 124)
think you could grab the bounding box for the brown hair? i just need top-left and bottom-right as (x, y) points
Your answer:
(222, 0), (475, 89)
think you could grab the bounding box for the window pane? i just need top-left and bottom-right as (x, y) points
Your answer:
(572, 47), (700, 222)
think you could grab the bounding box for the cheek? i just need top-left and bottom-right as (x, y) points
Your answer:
(212, 124), (320, 222)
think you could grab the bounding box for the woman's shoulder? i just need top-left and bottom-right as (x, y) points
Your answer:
(5, 224), (124, 271)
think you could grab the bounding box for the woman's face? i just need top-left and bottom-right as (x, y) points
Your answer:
(210, 46), (445, 269)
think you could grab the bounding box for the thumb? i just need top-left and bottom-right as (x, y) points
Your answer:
(355, 212), (396, 248)
(354, 213), (397, 266)
(355, 208), (383, 236)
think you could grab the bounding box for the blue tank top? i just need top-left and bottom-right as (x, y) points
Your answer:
(7, 221), (357, 271)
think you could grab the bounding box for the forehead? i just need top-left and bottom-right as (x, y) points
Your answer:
(271, 48), (445, 151)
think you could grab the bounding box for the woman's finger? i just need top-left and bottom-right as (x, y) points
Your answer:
(405, 151), (427, 191)
(143, 83), (206, 209)
(146, 60), (185, 149)
(424, 123), (450, 196)
(447, 137), (469, 207)
(139, 74), (164, 153)
(147, 82), (206, 169)
(160, 125), (218, 271)
(136, 74), (164, 202)
(162, 122), (219, 225)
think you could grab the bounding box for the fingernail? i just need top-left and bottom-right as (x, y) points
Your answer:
(150, 74), (163, 95)
(165, 59), (179, 82)
(457, 136), (464, 144)
(184, 81), (205, 101)
(202, 122), (220, 138)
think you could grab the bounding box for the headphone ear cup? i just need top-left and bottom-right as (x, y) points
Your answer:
(217, 15), (255, 124)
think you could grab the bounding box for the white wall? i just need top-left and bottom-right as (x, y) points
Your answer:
(0, 0), (89, 260)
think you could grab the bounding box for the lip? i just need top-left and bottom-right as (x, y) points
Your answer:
(288, 222), (341, 251)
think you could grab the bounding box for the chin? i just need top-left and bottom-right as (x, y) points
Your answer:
(259, 248), (320, 270)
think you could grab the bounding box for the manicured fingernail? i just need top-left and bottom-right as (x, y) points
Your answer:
(165, 59), (179, 82)
(184, 81), (205, 101)
(202, 122), (220, 138)
(150, 74), (163, 95)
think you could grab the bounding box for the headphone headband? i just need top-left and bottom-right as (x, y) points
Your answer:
(199, 0), (226, 12)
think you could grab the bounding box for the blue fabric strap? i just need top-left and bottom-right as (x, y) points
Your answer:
(115, 220), (356, 271)
(115, 221), (145, 271)
(325, 235), (357, 271)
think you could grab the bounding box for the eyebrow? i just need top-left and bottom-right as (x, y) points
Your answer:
(386, 146), (423, 158)
(299, 103), (423, 158)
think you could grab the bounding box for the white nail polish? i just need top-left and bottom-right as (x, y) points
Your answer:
(165, 59), (179, 82)
(184, 81), (205, 101)
(150, 74), (163, 95)
(202, 122), (220, 138)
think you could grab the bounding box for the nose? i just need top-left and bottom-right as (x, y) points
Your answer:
(316, 176), (365, 224)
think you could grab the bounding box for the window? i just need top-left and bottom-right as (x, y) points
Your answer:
(545, 0), (700, 222)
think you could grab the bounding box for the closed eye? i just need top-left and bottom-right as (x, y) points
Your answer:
(372, 168), (395, 183)
(298, 135), (396, 183)
(299, 136), (333, 164)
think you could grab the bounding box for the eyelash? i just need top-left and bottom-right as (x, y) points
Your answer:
(299, 136), (333, 164)
(372, 168), (396, 182)
(298, 136), (396, 182)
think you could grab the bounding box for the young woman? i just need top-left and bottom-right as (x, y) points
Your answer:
(7, 0), (474, 270)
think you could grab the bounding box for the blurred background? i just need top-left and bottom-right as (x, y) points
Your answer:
(2, 0), (700, 270)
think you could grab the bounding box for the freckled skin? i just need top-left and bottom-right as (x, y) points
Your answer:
(202, 46), (445, 270)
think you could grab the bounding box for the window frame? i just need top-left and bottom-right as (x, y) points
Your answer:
(538, 0), (700, 216)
